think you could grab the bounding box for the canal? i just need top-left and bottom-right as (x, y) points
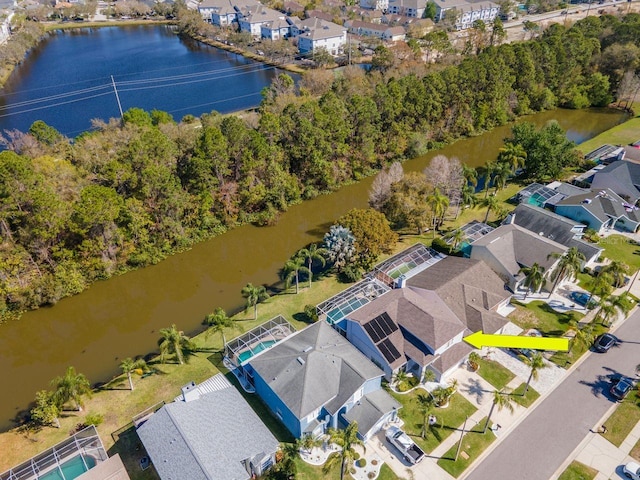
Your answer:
(0, 26), (629, 431)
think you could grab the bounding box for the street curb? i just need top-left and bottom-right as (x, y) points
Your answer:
(458, 305), (639, 480)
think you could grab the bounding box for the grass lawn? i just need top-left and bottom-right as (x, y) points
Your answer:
(508, 301), (584, 337)
(598, 235), (640, 274)
(549, 321), (608, 368)
(510, 383), (540, 408)
(557, 460), (599, 480)
(577, 116), (640, 154)
(294, 458), (402, 480)
(601, 389), (640, 447)
(436, 417), (496, 478)
(390, 390), (477, 454)
(475, 357), (516, 390)
(630, 437), (640, 462)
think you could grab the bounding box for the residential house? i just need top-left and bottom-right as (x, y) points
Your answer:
(360, 0), (390, 11)
(432, 0), (499, 30)
(554, 188), (640, 234)
(590, 160), (640, 204)
(345, 19), (406, 40)
(137, 374), (278, 480)
(293, 17), (347, 55)
(504, 203), (602, 267)
(0, 426), (129, 480)
(239, 5), (285, 37)
(386, 0), (426, 17)
(198, 0), (259, 26)
(245, 321), (401, 441)
(514, 181), (589, 209)
(261, 17), (295, 40)
(304, 9), (336, 22)
(470, 223), (567, 293)
(342, 257), (510, 382)
(283, 0), (305, 14)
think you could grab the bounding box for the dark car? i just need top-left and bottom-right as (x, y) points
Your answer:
(611, 376), (634, 401)
(594, 333), (617, 353)
(569, 291), (597, 309)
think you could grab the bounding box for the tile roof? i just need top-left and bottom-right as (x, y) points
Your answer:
(137, 374), (278, 480)
(249, 321), (384, 418)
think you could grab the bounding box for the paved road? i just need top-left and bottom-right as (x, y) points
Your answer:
(465, 310), (640, 480)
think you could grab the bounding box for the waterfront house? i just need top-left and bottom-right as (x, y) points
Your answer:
(470, 223), (566, 293)
(245, 321), (400, 441)
(359, 0), (390, 11)
(386, 0), (426, 17)
(239, 5), (285, 37)
(137, 374), (278, 480)
(344, 20), (406, 41)
(293, 17), (347, 55)
(342, 257), (510, 382)
(261, 17), (296, 40)
(554, 188), (640, 234)
(198, 0), (259, 26)
(504, 204), (602, 267)
(590, 160), (640, 204)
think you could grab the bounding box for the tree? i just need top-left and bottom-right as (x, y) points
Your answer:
(588, 272), (613, 304)
(204, 307), (239, 350)
(523, 352), (548, 395)
(158, 324), (194, 365)
(324, 225), (356, 273)
(312, 47), (334, 67)
(483, 389), (514, 434)
(498, 143), (527, 174)
(297, 243), (328, 288)
(462, 165), (478, 188)
(567, 319), (595, 354)
(283, 255), (310, 294)
(119, 357), (147, 391)
(599, 261), (629, 288)
(490, 17), (506, 46)
(492, 162), (512, 192)
(481, 194), (499, 223)
(337, 209), (397, 270)
(449, 228), (466, 251)
(323, 422), (365, 480)
(30, 390), (60, 428)
(426, 188), (449, 236)
(241, 283), (270, 320)
(460, 184), (477, 210)
(298, 434), (323, 454)
(596, 293), (634, 327)
(519, 263), (546, 299)
(423, 1), (437, 19)
(416, 392), (434, 439)
(548, 247), (585, 294)
(51, 366), (92, 411)
(482, 161), (497, 198)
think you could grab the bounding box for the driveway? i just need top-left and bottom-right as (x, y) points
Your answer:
(463, 309), (640, 480)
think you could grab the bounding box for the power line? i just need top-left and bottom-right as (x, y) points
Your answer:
(0, 91), (114, 119)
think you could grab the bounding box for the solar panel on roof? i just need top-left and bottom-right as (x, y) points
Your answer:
(363, 321), (383, 343)
(376, 312), (398, 335)
(378, 338), (401, 363)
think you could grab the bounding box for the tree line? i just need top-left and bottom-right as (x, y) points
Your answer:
(1, 14), (640, 322)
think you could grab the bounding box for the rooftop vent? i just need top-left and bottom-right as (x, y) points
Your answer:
(302, 345), (313, 353)
(583, 198), (592, 204)
(181, 381), (200, 403)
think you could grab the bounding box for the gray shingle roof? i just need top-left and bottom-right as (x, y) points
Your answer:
(556, 188), (640, 224)
(343, 390), (401, 437)
(591, 160), (640, 202)
(472, 223), (567, 275)
(249, 321), (384, 418)
(297, 17), (346, 40)
(137, 374), (278, 480)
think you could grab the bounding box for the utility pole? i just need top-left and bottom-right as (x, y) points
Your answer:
(455, 416), (469, 461)
(111, 75), (124, 120)
(348, 33), (351, 66)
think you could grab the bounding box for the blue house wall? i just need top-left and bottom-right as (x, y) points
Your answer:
(249, 366), (302, 438)
(555, 205), (605, 232)
(345, 319), (396, 379)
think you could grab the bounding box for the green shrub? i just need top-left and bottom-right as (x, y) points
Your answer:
(304, 304), (319, 323)
(341, 264), (363, 282)
(356, 458), (367, 468)
(84, 412), (104, 426)
(431, 237), (451, 254)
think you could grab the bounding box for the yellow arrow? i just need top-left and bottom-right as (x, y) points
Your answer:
(463, 331), (569, 352)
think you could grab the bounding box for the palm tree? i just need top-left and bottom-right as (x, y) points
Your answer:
(158, 324), (194, 365)
(298, 434), (322, 454)
(120, 357), (147, 391)
(298, 243), (328, 288)
(587, 272), (613, 304)
(393, 369), (410, 389)
(51, 366), (92, 411)
(204, 307), (239, 352)
(283, 255), (311, 294)
(600, 261), (629, 288)
(241, 283), (270, 319)
(275, 442), (299, 479)
(483, 161), (497, 198)
(519, 263), (546, 299)
(498, 143), (527, 174)
(483, 389), (515, 434)
(463, 165), (478, 188)
(492, 162), (512, 192)
(567, 319), (595, 354)
(323, 422), (365, 480)
(423, 369), (436, 383)
(523, 352), (548, 395)
(596, 293), (634, 327)
(456, 183), (477, 219)
(449, 228), (466, 251)
(416, 393), (434, 439)
(426, 188), (449, 237)
(548, 247), (585, 294)
(481, 194), (499, 223)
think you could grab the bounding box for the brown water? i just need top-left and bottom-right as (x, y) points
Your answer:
(0, 107), (626, 431)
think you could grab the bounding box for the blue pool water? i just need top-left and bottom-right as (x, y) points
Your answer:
(238, 340), (277, 363)
(38, 455), (96, 480)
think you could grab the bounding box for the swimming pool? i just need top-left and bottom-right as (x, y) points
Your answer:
(38, 455), (96, 480)
(237, 340), (277, 363)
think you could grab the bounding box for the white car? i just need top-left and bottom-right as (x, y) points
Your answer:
(624, 461), (640, 480)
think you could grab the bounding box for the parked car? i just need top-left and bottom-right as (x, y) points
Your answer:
(624, 461), (640, 479)
(510, 329), (541, 360)
(385, 426), (425, 464)
(611, 376), (635, 401)
(569, 291), (597, 309)
(593, 333), (617, 353)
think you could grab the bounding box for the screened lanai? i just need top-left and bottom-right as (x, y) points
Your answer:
(226, 315), (296, 368)
(372, 243), (445, 281)
(316, 279), (390, 326)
